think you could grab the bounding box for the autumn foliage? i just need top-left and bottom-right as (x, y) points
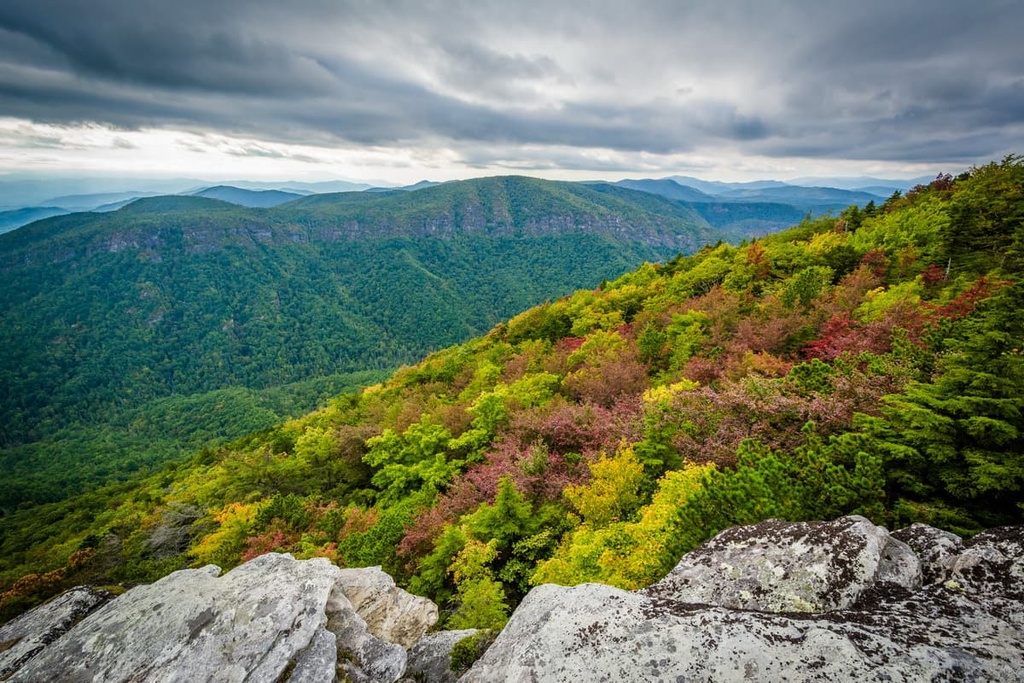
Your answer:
(3, 156), (1023, 627)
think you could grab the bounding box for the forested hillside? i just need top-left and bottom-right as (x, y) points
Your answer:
(0, 176), (725, 507)
(1, 158), (1021, 628)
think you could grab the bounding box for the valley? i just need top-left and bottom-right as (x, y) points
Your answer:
(0, 176), (729, 507)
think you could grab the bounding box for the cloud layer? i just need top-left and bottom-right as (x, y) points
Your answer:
(0, 0), (1021, 177)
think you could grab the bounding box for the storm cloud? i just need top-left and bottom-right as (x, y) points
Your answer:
(0, 0), (1021, 175)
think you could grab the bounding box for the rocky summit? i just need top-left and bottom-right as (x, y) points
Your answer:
(464, 516), (1024, 682)
(2, 516), (1022, 682)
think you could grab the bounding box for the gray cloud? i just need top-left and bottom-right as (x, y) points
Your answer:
(0, 0), (1021, 171)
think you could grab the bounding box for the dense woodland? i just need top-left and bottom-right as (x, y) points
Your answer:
(0, 177), (727, 508)
(1, 158), (1022, 628)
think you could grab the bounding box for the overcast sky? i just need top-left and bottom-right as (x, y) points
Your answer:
(0, 0), (1021, 183)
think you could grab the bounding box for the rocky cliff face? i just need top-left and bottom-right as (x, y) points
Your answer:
(2, 516), (1021, 682)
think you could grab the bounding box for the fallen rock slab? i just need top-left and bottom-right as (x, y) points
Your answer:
(326, 582), (406, 683)
(337, 565), (438, 648)
(406, 628), (479, 683)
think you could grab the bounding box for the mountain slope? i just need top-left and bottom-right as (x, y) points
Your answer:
(0, 176), (728, 507)
(281, 175), (716, 249)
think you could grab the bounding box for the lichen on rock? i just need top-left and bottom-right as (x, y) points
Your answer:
(644, 515), (922, 613)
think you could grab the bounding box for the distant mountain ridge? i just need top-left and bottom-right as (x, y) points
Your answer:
(621, 176), (887, 206)
(191, 185), (304, 208)
(0, 172), (939, 235)
(707, 184), (885, 205)
(787, 175), (934, 192)
(614, 178), (715, 202)
(0, 207), (67, 236)
(666, 175), (790, 193)
(607, 178), (868, 236)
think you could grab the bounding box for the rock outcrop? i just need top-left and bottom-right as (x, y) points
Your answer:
(4, 518), (1023, 682)
(644, 515), (922, 612)
(4, 554), (433, 683)
(461, 516), (1024, 682)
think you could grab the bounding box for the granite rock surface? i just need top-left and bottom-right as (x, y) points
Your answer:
(461, 517), (1024, 682)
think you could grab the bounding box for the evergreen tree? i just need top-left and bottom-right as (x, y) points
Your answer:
(869, 283), (1024, 527)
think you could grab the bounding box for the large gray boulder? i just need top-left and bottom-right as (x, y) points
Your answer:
(461, 519), (1024, 682)
(6, 554), (407, 683)
(8, 520), (1023, 682)
(952, 526), (1024, 601)
(891, 522), (963, 585)
(645, 515), (921, 612)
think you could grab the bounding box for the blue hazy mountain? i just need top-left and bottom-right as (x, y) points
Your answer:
(605, 179), (805, 235)
(367, 180), (443, 193)
(665, 175), (790, 194)
(708, 185), (886, 206)
(0, 207), (69, 236)
(787, 175), (935, 192)
(191, 185), (305, 208)
(614, 178), (715, 202)
(40, 191), (166, 211)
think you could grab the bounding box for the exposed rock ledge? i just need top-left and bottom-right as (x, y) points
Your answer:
(0, 554), (442, 683)
(463, 516), (1024, 682)
(1, 516), (1021, 682)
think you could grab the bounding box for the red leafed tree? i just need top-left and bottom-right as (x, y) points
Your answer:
(934, 277), (1002, 321)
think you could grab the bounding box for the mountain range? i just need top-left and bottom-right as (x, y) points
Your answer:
(0, 171), (948, 506)
(0, 172), (929, 235)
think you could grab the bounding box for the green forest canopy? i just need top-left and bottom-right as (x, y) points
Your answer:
(0, 176), (731, 508)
